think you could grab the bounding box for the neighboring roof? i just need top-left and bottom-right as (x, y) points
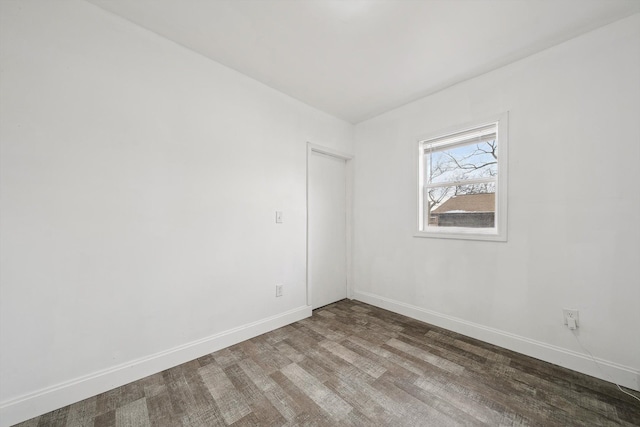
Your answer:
(432, 193), (495, 214)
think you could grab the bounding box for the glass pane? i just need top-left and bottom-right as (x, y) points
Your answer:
(426, 185), (496, 229)
(425, 140), (497, 185)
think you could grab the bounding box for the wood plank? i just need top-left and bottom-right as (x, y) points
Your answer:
(280, 363), (352, 420)
(114, 398), (150, 427)
(64, 396), (97, 427)
(197, 362), (252, 424)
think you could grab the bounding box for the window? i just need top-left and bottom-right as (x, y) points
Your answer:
(416, 113), (508, 241)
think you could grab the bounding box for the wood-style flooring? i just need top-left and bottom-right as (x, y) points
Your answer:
(14, 300), (640, 426)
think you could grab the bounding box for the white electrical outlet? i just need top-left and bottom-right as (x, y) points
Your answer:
(275, 211), (283, 223)
(563, 308), (579, 329)
(276, 284), (283, 297)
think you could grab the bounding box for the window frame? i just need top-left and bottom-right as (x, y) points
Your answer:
(414, 112), (508, 242)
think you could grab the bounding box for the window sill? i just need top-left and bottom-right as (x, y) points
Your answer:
(414, 227), (507, 242)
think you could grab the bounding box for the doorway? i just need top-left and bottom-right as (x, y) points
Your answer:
(307, 143), (352, 309)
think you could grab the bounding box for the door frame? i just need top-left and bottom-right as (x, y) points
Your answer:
(306, 142), (354, 308)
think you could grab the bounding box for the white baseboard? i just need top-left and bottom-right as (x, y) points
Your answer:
(353, 290), (639, 392)
(0, 305), (312, 427)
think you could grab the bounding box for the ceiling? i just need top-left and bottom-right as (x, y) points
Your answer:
(86, 0), (640, 124)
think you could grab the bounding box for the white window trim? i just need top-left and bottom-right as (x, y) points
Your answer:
(414, 112), (508, 242)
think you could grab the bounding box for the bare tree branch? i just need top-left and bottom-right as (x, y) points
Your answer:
(426, 140), (498, 210)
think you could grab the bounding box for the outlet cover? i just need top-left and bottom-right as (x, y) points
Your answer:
(562, 308), (579, 326)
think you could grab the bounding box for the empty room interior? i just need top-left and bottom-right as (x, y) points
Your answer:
(1, 0), (640, 426)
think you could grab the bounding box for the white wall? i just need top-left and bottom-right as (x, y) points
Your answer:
(353, 14), (640, 390)
(0, 0), (352, 424)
